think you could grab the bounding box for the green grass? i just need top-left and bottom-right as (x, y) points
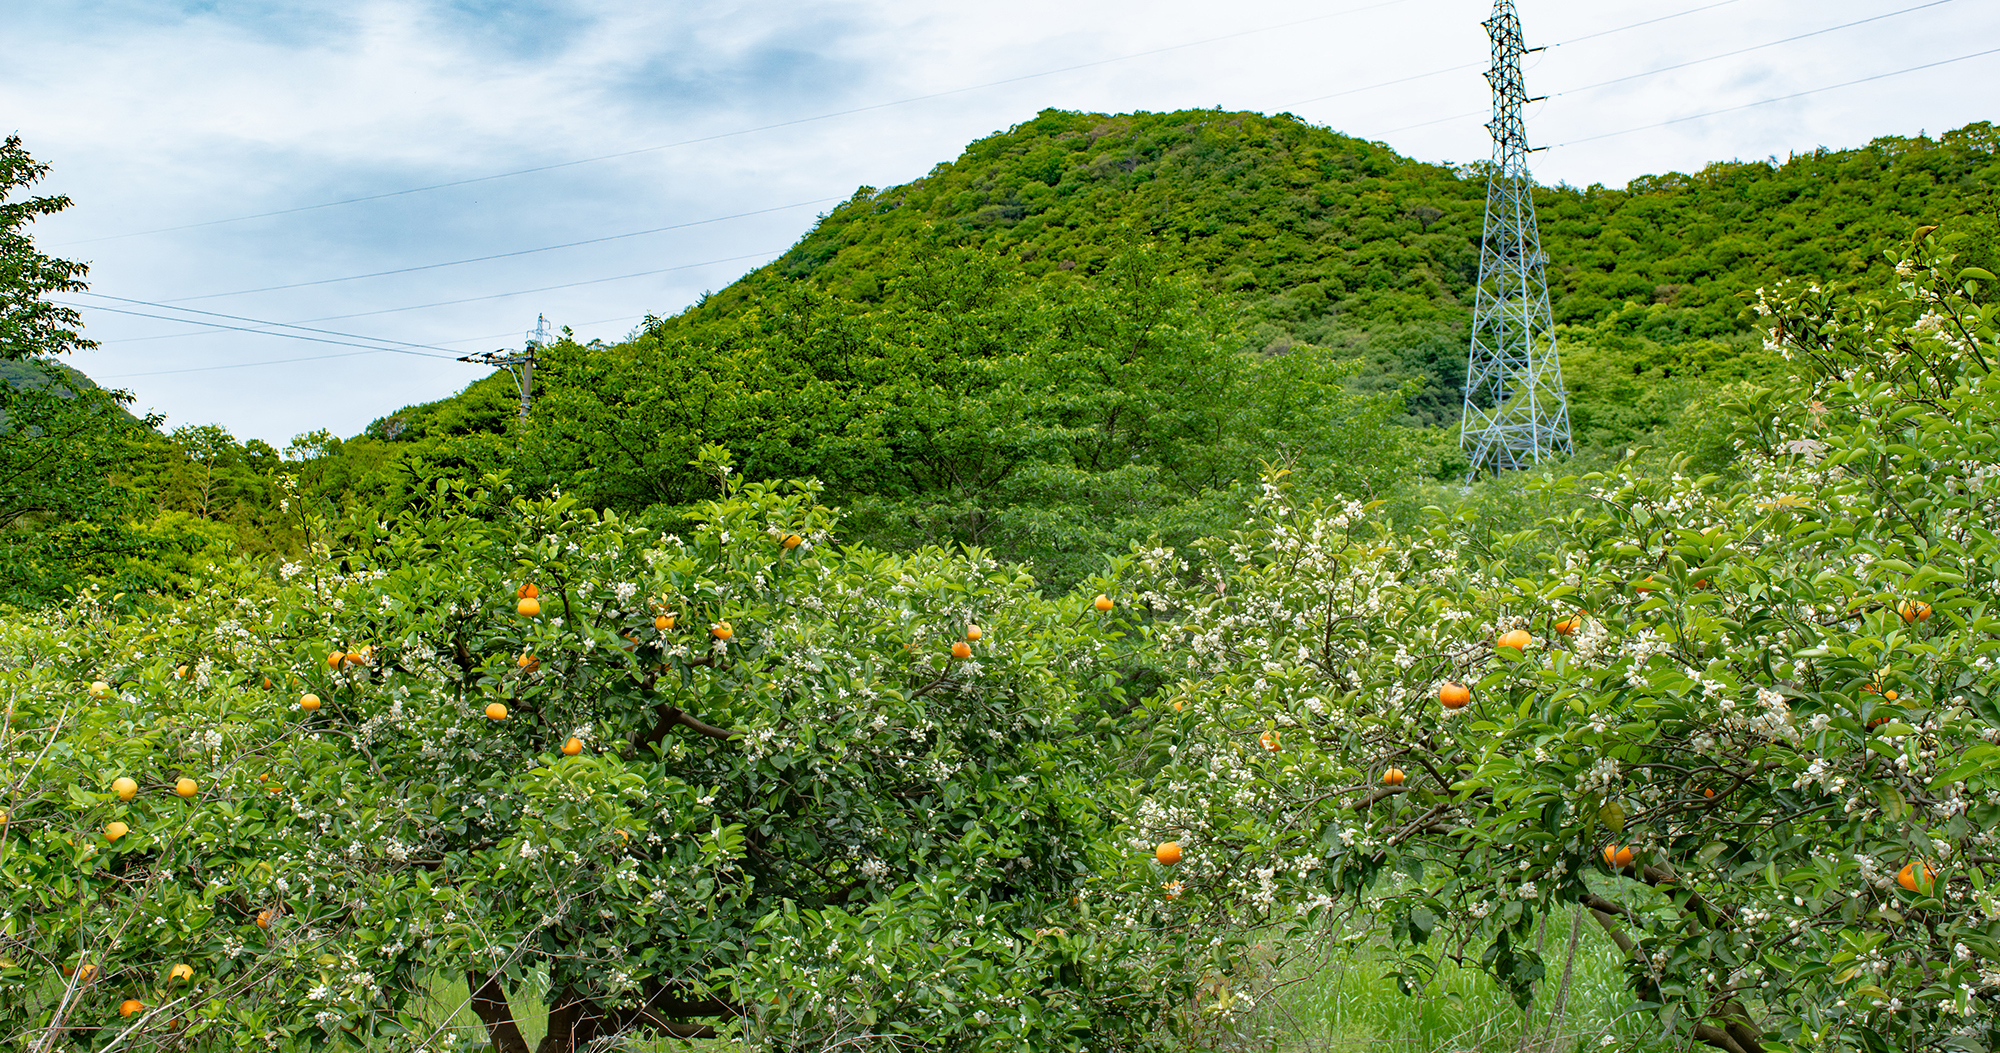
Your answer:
(1227, 910), (1660, 1053)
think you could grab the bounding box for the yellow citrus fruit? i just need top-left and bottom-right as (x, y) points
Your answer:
(654, 614), (673, 630)
(1259, 730), (1280, 752)
(325, 650), (343, 669)
(1497, 629), (1533, 651)
(1439, 682), (1471, 709)
(485, 703), (508, 721)
(255, 909), (273, 928)
(112, 777), (138, 801)
(780, 533), (802, 549)
(169, 963), (193, 983)
(120, 999), (143, 1017)
(562, 737), (583, 756)
(105, 821), (129, 842)
(517, 652), (539, 672)
(175, 778), (198, 798)
(518, 597), (542, 617)
(966, 624), (983, 641)
(88, 680), (111, 699)
(299, 693), (321, 711)
(1382, 768), (1405, 786)
(1899, 600), (1932, 623)
(1093, 594), (1113, 612)
(711, 622), (733, 640)
(951, 641), (972, 659)
(1899, 862), (1935, 892)
(1156, 842), (1182, 866)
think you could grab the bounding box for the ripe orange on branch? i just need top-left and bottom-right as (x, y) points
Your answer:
(1156, 842), (1182, 865)
(1497, 629), (1532, 651)
(1439, 682), (1471, 709)
(950, 641), (972, 659)
(119, 999), (143, 1017)
(112, 777), (137, 801)
(965, 624), (983, 641)
(711, 621), (734, 640)
(1899, 862), (1935, 892)
(517, 582), (539, 600)
(1553, 613), (1582, 636)
(485, 703), (509, 721)
(779, 533), (802, 550)
(517, 596), (542, 617)
(299, 693), (321, 711)
(654, 614), (675, 630)
(174, 777), (198, 798)
(1382, 768), (1405, 786)
(1602, 845), (1635, 869)
(105, 821), (129, 842)
(1259, 730), (1281, 752)
(1092, 594), (1113, 612)
(562, 737), (583, 756)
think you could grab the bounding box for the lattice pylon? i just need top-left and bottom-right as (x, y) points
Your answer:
(1461, 0), (1572, 478)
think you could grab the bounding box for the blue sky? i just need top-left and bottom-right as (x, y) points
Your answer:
(6, 0), (1997, 445)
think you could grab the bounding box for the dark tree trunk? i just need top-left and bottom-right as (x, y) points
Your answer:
(466, 970), (531, 1053)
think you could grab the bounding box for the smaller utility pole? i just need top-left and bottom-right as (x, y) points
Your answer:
(458, 314), (550, 420)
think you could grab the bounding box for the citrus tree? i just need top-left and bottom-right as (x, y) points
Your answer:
(2, 454), (1178, 1052)
(1121, 237), (2000, 1052)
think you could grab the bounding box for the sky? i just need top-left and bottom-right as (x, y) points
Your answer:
(5, 0), (1996, 447)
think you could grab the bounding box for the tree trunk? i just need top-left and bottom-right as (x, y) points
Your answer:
(466, 970), (532, 1053)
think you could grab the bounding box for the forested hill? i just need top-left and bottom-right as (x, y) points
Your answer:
(676, 108), (2000, 343)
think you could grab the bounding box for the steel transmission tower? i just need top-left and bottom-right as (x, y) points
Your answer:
(1461, 0), (1572, 477)
(458, 314), (550, 420)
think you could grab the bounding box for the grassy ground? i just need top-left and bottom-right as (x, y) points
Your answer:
(1229, 910), (1655, 1053)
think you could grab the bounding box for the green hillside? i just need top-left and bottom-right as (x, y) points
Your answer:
(16, 108), (2000, 597)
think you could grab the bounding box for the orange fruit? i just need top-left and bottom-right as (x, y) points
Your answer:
(1162, 881), (1182, 900)
(951, 641), (972, 659)
(1885, 689), (1899, 701)
(517, 652), (539, 672)
(175, 664), (189, 679)
(517, 582), (539, 600)
(345, 651), (366, 666)
(1634, 577), (1661, 593)
(1899, 600), (1932, 623)
(562, 737), (583, 756)
(325, 650), (343, 670)
(517, 597), (542, 617)
(1382, 768), (1405, 786)
(174, 777), (198, 798)
(119, 999), (143, 1017)
(1439, 682), (1471, 709)
(1552, 614), (1580, 636)
(1702, 787), (1715, 798)
(966, 624), (983, 641)
(1602, 845), (1635, 869)
(105, 821), (129, 842)
(1898, 862), (1934, 892)
(1093, 594), (1114, 612)
(1497, 629), (1532, 651)
(112, 777), (138, 801)
(169, 963), (193, 983)
(88, 680), (112, 699)
(654, 614), (673, 630)
(299, 693), (321, 712)
(1259, 730), (1280, 752)
(1156, 842), (1182, 866)
(485, 703), (509, 721)
(780, 533), (802, 550)
(262, 676), (272, 689)
(255, 909), (273, 929)
(711, 622), (733, 641)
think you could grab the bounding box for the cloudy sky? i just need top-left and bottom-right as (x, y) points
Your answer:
(6, 0), (1995, 446)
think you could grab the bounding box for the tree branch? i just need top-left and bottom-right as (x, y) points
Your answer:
(466, 970), (532, 1053)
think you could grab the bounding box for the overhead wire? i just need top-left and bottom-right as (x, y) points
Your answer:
(1373, 0), (1970, 137)
(158, 197), (837, 304)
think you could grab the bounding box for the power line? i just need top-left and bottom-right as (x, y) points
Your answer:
(58, 300), (461, 360)
(1554, 43), (2000, 148)
(1289, 0), (1754, 109)
(75, 292), (469, 355)
(61, 0), (1421, 246)
(82, 250), (780, 350)
(1374, 0), (1971, 137)
(157, 197), (836, 304)
(1555, 0), (1961, 98)
(95, 313), (652, 379)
